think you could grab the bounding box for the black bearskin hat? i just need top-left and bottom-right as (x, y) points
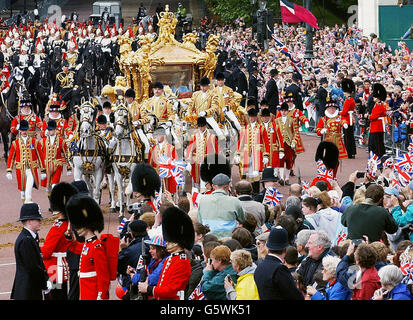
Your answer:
(372, 83), (387, 102)
(162, 206), (195, 250)
(315, 141), (339, 170)
(341, 78), (355, 94)
(200, 153), (231, 184)
(66, 194), (104, 232)
(131, 163), (161, 198)
(50, 182), (79, 215)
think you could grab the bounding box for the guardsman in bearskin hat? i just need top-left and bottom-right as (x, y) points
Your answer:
(316, 95), (348, 160)
(341, 78), (357, 159)
(138, 206), (194, 300)
(131, 163), (162, 213)
(368, 83), (387, 158)
(185, 116), (219, 192)
(39, 120), (72, 195)
(235, 107), (270, 193)
(65, 194), (110, 300)
(41, 100), (72, 140)
(148, 127), (179, 194)
(200, 153), (232, 195)
(6, 120), (46, 203)
(274, 103), (299, 186)
(187, 76), (220, 123)
(260, 108), (285, 170)
(311, 141), (340, 190)
(41, 182), (81, 300)
(10, 95), (42, 138)
(11, 203), (50, 300)
(143, 81), (174, 125)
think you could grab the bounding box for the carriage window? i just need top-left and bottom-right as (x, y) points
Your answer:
(151, 65), (193, 94)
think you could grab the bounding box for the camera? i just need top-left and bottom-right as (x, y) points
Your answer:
(225, 274), (232, 282)
(352, 239), (364, 246)
(356, 171), (366, 179)
(122, 232), (133, 243)
(128, 201), (144, 219)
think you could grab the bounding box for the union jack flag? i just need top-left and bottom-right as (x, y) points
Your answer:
(302, 181), (310, 198)
(394, 165), (413, 187)
(366, 152), (381, 178)
(117, 217), (128, 234)
(192, 191), (201, 208)
(154, 191), (162, 211)
(335, 228), (347, 246)
(316, 161), (334, 182)
(395, 152), (413, 173)
(400, 246), (413, 284)
(382, 157), (394, 169)
(408, 136), (413, 153)
(158, 155), (175, 178)
(263, 187), (283, 207)
(188, 283), (205, 300)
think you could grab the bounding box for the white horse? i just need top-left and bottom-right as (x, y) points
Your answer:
(112, 102), (144, 219)
(71, 102), (107, 203)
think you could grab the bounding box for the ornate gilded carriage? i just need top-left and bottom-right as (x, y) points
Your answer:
(114, 5), (220, 103)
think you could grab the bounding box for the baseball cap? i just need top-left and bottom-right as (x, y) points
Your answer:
(211, 173), (231, 186)
(384, 187), (399, 197)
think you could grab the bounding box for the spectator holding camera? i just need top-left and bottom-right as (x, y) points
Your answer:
(373, 264), (413, 300)
(117, 220), (150, 292)
(200, 245), (237, 300)
(224, 249), (259, 300)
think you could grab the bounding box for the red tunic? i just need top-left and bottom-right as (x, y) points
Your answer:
(10, 113), (42, 137)
(185, 130), (219, 184)
(153, 251), (191, 300)
(148, 142), (179, 193)
(39, 135), (69, 188)
(7, 137), (45, 191)
(79, 236), (110, 300)
(369, 103), (387, 133)
(41, 219), (83, 283)
(316, 115), (348, 160)
(237, 123), (270, 178)
(276, 108), (308, 154)
(262, 120), (284, 168)
(340, 97), (356, 126)
(40, 117), (72, 139)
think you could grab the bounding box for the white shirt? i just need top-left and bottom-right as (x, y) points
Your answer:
(24, 227), (37, 240)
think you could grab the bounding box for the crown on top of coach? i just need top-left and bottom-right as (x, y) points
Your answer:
(160, 5), (175, 19)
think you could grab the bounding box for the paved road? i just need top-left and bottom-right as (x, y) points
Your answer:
(0, 131), (370, 300)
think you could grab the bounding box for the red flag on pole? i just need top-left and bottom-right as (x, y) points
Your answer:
(280, 0), (319, 29)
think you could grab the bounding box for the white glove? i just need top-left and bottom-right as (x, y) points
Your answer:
(6, 172), (12, 181)
(43, 280), (53, 294)
(16, 124), (19, 131)
(166, 121), (173, 128)
(45, 129), (49, 137)
(343, 124), (349, 129)
(279, 153), (285, 159)
(263, 157), (269, 165)
(320, 128), (327, 135)
(133, 120), (141, 127)
(186, 163), (192, 172)
(199, 111), (206, 117)
(234, 155), (241, 165)
(305, 122), (310, 128)
(222, 106), (228, 113)
(41, 173), (47, 180)
(291, 143), (296, 149)
(97, 292), (102, 300)
(150, 117), (156, 126)
(28, 66), (35, 75)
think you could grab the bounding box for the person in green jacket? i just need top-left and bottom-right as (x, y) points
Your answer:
(201, 245), (237, 300)
(341, 184), (398, 242)
(224, 249), (259, 300)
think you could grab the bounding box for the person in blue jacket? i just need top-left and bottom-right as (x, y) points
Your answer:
(306, 255), (352, 300)
(391, 182), (413, 242)
(372, 265), (413, 300)
(130, 235), (170, 291)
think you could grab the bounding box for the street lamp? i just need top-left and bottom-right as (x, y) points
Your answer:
(304, 0), (314, 59)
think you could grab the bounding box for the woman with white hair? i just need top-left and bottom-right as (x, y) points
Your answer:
(372, 265), (413, 300)
(306, 255), (352, 300)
